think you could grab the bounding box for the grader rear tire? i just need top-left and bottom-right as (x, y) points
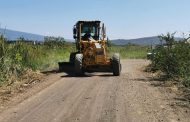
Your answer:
(75, 54), (84, 75)
(112, 53), (121, 76)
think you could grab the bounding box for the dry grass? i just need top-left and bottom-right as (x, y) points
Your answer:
(0, 69), (44, 104)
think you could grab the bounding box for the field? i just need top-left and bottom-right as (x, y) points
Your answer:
(108, 44), (148, 59)
(0, 36), (148, 85)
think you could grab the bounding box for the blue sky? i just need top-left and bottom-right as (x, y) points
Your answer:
(0, 0), (190, 39)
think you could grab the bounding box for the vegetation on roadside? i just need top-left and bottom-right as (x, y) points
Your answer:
(108, 44), (148, 59)
(0, 36), (74, 85)
(149, 33), (190, 88)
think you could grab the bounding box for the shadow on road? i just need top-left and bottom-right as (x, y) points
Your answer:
(61, 73), (114, 78)
(41, 70), (58, 75)
(41, 62), (114, 78)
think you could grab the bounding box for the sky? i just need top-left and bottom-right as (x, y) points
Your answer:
(0, 0), (190, 39)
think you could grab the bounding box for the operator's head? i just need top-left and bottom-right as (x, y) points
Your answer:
(87, 28), (91, 34)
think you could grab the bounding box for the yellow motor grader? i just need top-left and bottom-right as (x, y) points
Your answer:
(60, 20), (121, 76)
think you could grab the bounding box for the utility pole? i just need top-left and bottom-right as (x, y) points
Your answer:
(3, 26), (7, 35)
(0, 22), (1, 35)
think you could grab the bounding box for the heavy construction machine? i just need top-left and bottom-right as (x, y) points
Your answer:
(60, 20), (121, 76)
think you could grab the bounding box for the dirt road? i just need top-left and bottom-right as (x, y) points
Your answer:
(0, 60), (189, 122)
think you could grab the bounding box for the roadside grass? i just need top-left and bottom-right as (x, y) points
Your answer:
(108, 44), (148, 59)
(31, 45), (74, 71)
(0, 37), (74, 85)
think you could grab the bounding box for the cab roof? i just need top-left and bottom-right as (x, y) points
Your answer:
(76, 20), (101, 25)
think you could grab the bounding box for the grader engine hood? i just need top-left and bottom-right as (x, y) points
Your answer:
(83, 42), (105, 65)
(94, 43), (105, 64)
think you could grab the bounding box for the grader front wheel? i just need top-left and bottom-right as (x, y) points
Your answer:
(75, 54), (84, 75)
(112, 53), (121, 76)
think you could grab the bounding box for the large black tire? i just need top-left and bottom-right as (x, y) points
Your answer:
(69, 52), (76, 64)
(75, 54), (84, 75)
(112, 53), (121, 76)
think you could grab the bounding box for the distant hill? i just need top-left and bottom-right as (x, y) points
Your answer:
(0, 28), (44, 41)
(0, 28), (182, 45)
(111, 36), (182, 46)
(111, 36), (162, 46)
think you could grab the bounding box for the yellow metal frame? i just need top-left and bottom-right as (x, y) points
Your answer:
(80, 40), (111, 68)
(77, 22), (111, 69)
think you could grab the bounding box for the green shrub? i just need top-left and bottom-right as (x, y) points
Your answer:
(0, 36), (74, 84)
(150, 33), (190, 87)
